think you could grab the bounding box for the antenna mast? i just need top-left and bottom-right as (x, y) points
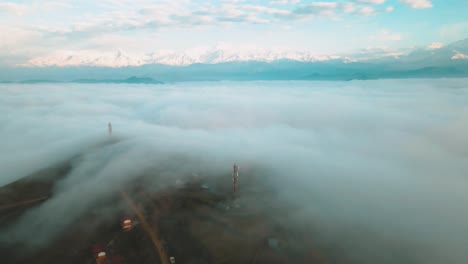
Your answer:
(232, 163), (239, 196)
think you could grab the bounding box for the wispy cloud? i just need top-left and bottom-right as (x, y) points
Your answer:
(370, 29), (403, 41)
(0, 2), (29, 15)
(440, 22), (468, 40)
(0, 1), (72, 16)
(358, 6), (378, 16)
(24, 1), (396, 47)
(399, 0), (432, 9)
(0, 0), (460, 66)
(269, 0), (301, 5)
(356, 0), (385, 4)
(284, 2), (339, 19)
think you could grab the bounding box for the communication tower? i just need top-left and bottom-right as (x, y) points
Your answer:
(233, 163), (239, 196)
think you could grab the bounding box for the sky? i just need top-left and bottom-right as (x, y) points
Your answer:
(0, 0), (467, 66)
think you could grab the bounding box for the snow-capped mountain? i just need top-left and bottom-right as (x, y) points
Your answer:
(399, 38), (468, 65)
(24, 48), (341, 67)
(4, 39), (468, 82)
(25, 50), (147, 67)
(452, 51), (468, 60)
(22, 38), (468, 68)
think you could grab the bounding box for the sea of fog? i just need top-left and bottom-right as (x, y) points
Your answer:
(1, 79), (468, 263)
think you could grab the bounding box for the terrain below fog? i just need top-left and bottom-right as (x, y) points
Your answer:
(1, 79), (467, 264)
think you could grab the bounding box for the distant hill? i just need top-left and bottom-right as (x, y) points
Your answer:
(379, 38), (468, 70)
(1, 62), (466, 83)
(301, 65), (468, 80)
(1, 77), (164, 85)
(19, 79), (63, 84)
(73, 76), (163, 84)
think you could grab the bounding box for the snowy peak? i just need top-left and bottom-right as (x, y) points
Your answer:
(21, 38), (468, 67)
(393, 38), (468, 67)
(26, 50), (147, 67)
(451, 51), (468, 60)
(23, 48), (341, 67)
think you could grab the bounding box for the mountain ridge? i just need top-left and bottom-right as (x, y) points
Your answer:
(1, 38), (467, 82)
(21, 38), (468, 68)
(2, 77), (164, 85)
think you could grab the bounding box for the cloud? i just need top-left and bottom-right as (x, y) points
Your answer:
(0, 26), (48, 65)
(35, 2), (284, 40)
(358, 6), (377, 15)
(340, 2), (390, 16)
(282, 2), (339, 19)
(270, 0), (301, 5)
(0, 1), (73, 16)
(440, 22), (468, 41)
(342, 3), (356, 13)
(427, 42), (443, 49)
(1, 80), (468, 263)
(270, 0), (289, 4)
(309, 2), (338, 8)
(356, 0), (385, 4)
(399, 0), (432, 8)
(0, 2), (29, 15)
(370, 29), (403, 41)
(0, 26), (38, 48)
(345, 46), (407, 60)
(0, 0), (445, 65)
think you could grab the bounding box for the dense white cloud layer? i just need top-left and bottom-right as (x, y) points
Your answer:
(1, 79), (468, 263)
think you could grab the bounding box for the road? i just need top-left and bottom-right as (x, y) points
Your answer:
(120, 191), (170, 264)
(0, 196), (48, 211)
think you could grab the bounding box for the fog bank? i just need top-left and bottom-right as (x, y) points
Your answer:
(1, 79), (468, 263)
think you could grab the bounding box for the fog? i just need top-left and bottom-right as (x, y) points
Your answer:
(1, 79), (468, 263)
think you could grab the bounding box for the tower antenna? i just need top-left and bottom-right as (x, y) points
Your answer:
(108, 122), (112, 136)
(232, 163), (239, 197)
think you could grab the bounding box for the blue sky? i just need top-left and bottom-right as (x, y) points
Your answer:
(0, 0), (467, 65)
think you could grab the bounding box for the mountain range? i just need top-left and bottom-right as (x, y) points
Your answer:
(23, 48), (343, 68)
(1, 38), (467, 82)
